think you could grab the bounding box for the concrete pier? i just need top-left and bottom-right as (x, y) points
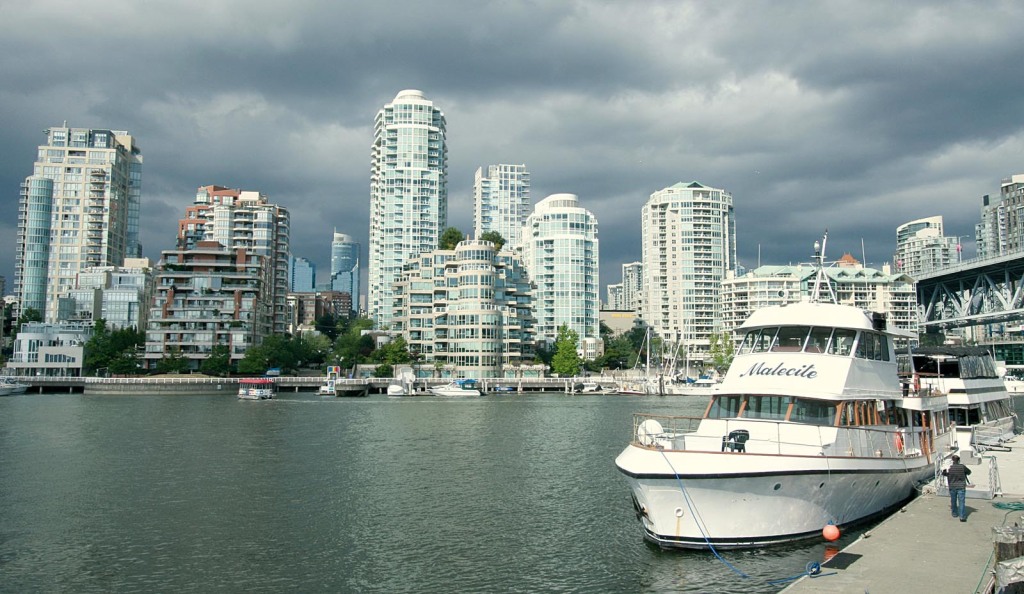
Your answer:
(783, 438), (1024, 593)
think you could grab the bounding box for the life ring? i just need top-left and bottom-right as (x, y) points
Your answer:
(894, 433), (904, 454)
(912, 374), (920, 393)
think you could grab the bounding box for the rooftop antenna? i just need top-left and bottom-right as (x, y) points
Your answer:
(811, 231), (837, 303)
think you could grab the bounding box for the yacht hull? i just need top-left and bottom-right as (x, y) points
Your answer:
(615, 446), (933, 549)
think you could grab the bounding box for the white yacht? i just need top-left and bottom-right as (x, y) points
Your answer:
(908, 346), (1018, 452)
(430, 379), (481, 397)
(615, 236), (953, 549)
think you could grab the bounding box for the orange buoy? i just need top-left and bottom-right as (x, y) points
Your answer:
(823, 523), (840, 541)
(894, 433), (904, 454)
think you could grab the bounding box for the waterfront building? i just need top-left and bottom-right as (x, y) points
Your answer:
(640, 181), (736, 357)
(473, 164), (531, 249)
(330, 232), (360, 314)
(144, 241), (272, 370)
(7, 321), (92, 377)
(621, 261), (643, 312)
(606, 283), (624, 310)
(521, 193), (601, 354)
(894, 216), (959, 277)
(286, 290), (352, 335)
(719, 257), (918, 340)
(392, 239), (535, 379)
(177, 185), (291, 335)
(290, 256), (316, 293)
(976, 174), (1024, 259)
(57, 258), (153, 330)
(368, 90), (448, 329)
(14, 126), (142, 322)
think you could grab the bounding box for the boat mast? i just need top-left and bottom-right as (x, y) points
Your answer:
(811, 231), (838, 304)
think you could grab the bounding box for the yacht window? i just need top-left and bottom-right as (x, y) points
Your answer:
(773, 326), (810, 352)
(877, 334), (890, 361)
(744, 328), (777, 354)
(829, 329), (856, 356)
(706, 395), (744, 419)
(737, 331), (757, 355)
(788, 398), (838, 426)
(805, 327), (832, 353)
(744, 395), (792, 420)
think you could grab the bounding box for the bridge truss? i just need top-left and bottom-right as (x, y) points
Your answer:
(916, 252), (1024, 331)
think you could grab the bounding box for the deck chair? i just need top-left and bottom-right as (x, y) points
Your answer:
(722, 429), (750, 452)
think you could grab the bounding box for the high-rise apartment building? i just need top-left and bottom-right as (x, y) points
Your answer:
(976, 174), (1024, 259)
(640, 181), (735, 355)
(473, 164), (530, 249)
(894, 216), (959, 277)
(59, 258), (153, 330)
(14, 125), (142, 321)
(392, 239), (535, 378)
(330, 232), (360, 314)
(368, 89), (448, 328)
(290, 256), (316, 293)
(177, 185), (291, 335)
(606, 284), (624, 310)
(621, 261), (643, 312)
(521, 193), (600, 351)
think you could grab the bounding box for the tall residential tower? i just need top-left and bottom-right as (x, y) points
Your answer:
(368, 90), (447, 328)
(473, 164), (530, 249)
(330, 232), (360, 314)
(14, 125), (142, 321)
(640, 181), (735, 355)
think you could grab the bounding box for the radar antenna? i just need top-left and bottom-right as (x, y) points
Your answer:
(811, 231), (837, 303)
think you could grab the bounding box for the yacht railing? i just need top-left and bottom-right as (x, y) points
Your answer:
(631, 414), (935, 460)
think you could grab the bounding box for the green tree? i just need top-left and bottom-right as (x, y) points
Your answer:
(299, 333), (332, 367)
(200, 345), (232, 376)
(156, 347), (190, 374)
(479, 231), (506, 251)
(16, 307), (42, 335)
(108, 350), (142, 376)
(332, 318), (375, 368)
(551, 324), (582, 377)
(708, 331), (735, 372)
(603, 334), (635, 370)
(84, 321), (145, 375)
(439, 226), (464, 250)
(373, 335), (412, 365)
(315, 313), (339, 341)
(373, 363), (394, 378)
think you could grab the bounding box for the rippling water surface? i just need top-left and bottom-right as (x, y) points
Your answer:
(2, 391), (887, 592)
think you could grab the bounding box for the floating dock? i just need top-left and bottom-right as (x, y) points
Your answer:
(783, 437), (1024, 593)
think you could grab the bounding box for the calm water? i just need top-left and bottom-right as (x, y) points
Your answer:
(2, 391), (874, 593)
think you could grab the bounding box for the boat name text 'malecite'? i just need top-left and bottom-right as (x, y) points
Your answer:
(738, 362), (818, 379)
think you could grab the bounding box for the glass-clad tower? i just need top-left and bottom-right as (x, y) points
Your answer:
(330, 232), (360, 314)
(473, 164), (530, 250)
(640, 181), (735, 355)
(521, 193), (600, 347)
(14, 125), (142, 321)
(368, 90), (447, 328)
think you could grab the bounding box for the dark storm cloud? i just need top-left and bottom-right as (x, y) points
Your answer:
(1, 0), (1022, 296)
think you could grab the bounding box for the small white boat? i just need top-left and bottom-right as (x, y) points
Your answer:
(430, 379), (481, 397)
(0, 377), (29, 395)
(576, 381), (617, 394)
(387, 366), (417, 396)
(238, 378), (277, 400)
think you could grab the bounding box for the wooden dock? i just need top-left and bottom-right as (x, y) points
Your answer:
(783, 437), (1024, 593)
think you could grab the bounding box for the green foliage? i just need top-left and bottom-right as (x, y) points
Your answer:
(479, 231), (506, 251)
(16, 307), (42, 335)
(156, 347), (190, 374)
(332, 318), (375, 367)
(300, 333), (332, 367)
(439, 227), (464, 250)
(533, 341), (554, 367)
(551, 324), (582, 377)
(200, 345), (232, 376)
(602, 334), (635, 370)
(708, 331), (735, 372)
(315, 313), (339, 341)
(372, 335), (412, 365)
(84, 320), (146, 375)
(373, 363), (393, 378)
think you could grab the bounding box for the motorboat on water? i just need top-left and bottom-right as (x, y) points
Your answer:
(238, 378), (277, 400)
(430, 379), (481, 397)
(387, 366), (417, 396)
(906, 346), (1019, 453)
(575, 381), (618, 394)
(1004, 375), (1024, 394)
(663, 376), (720, 396)
(614, 235), (953, 549)
(0, 377), (29, 395)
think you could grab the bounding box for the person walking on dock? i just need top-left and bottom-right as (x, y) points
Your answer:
(942, 454), (972, 522)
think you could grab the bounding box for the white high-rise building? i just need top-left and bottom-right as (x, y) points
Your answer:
(640, 181), (735, 355)
(976, 174), (1024, 259)
(14, 125), (142, 322)
(621, 261), (643, 312)
(894, 216), (959, 277)
(330, 232), (360, 314)
(473, 164), (530, 249)
(368, 90), (448, 328)
(521, 193), (600, 352)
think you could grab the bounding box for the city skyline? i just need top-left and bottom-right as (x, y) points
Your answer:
(2, 2), (1023, 297)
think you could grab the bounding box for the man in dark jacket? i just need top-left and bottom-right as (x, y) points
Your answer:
(943, 454), (972, 522)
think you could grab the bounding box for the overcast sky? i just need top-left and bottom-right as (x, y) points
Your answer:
(2, 1), (1023, 298)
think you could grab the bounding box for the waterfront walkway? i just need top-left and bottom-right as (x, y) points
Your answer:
(783, 438), (1024, 594)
